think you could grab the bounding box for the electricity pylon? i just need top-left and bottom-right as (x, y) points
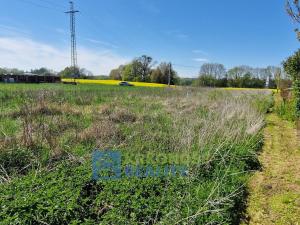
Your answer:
(65, 1), (79, 78)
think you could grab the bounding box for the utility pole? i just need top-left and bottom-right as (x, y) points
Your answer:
(168, 62), (171, 87)
(65, 1), (79, 80)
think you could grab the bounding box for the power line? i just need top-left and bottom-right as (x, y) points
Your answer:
(12, 0), (202, 75)
(37, 0), (66, 8)
(78, 9), (137, 50)
(168, 62), (171, 86)
(15, 0), (60, 12)
(173, 63), (200, 69)
(80, 10), (123, 45)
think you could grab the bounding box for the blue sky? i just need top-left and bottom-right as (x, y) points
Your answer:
(0, 0), (299, 77)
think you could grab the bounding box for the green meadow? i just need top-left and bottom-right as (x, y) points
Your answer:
(0, 83), (273, 224)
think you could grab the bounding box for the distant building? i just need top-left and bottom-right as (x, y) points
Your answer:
(265, 75), (270, 88)
(0, 73), (61, 83)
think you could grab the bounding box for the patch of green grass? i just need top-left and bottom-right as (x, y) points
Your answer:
(270, 192), (300, 224)
(244, 111), (300, 224)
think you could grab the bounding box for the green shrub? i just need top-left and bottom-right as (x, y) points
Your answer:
(275, 99), (297, 121)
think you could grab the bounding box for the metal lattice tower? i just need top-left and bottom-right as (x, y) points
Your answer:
(65, 1), (79, 76)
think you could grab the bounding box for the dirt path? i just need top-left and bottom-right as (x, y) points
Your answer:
(244, 112), (300, 224)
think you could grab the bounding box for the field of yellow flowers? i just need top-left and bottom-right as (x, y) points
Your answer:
(62, 79), (276, 92)
(62, 78), (170, 87)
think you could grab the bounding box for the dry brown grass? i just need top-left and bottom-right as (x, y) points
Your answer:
(159, 90), (266, 157)
(79, 120), (123, 149)
(9, 101), (82, 119)
(109, 108), (137, 123)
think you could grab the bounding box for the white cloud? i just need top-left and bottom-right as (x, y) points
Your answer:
(0, 24), (31, 37)
(193, 58), (208, 62)
(192, 49), (208, 55)
(165, 30), (189, 39)
(86, 38), (118, 49)
(0, 36), (129, 75)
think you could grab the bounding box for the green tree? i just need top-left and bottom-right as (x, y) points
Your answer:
(131, 60), (143, 81)
(286, 0), (300, 40)
(179, 78), (196, 86)
(227, 66), (250, 87)
(200, 63), (226, 79)
(136, 55), (154, 82)
(31, 67), (55, 76)
(283, 49), (300, 116)
(80, 68), (93, 77)
(59, 67), (90, 78)
(59, 67), (80, 78)
(121, 55), (154, 82)
(227, 67), (245, 80)
(150, 63), (178, 85)
(195, 75), (216, 87)
(197, 63), (226, 87)
(122, 64), (135, 81)
(0, 67), (24, 74)
(129, 55), (154, 82)
(109, 65), (124, 80)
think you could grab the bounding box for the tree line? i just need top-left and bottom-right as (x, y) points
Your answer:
(108, 55), (288, 88)
(0, 67), (93, 78)
(194, 63), (287, 89)
(0, 58), (290, 89)
(109, 55), (178, 85)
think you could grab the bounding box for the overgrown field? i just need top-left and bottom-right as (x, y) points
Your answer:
(0, 84), (273, 224)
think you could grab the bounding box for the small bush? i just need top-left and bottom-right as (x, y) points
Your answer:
(0, 147), (33, 178)
(275, 97), (297, 121)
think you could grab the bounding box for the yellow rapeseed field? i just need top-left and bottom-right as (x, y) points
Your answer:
(62, 79), (274, 91)
(61, 78), (171, 88)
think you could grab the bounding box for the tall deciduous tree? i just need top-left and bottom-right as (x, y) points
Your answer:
(227, 66), (246, 79)
(132, 55), (154, 82)
(275, 68), (282, 93)
(286, 0), (300, 40)
(199, 63), (226, 79)
(137, 55), (154, 82)
(121, 55), (154, 82)
(109, 65), (124, 80)
(122, 64), (135, 81)
(150, 62), (178, 85)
